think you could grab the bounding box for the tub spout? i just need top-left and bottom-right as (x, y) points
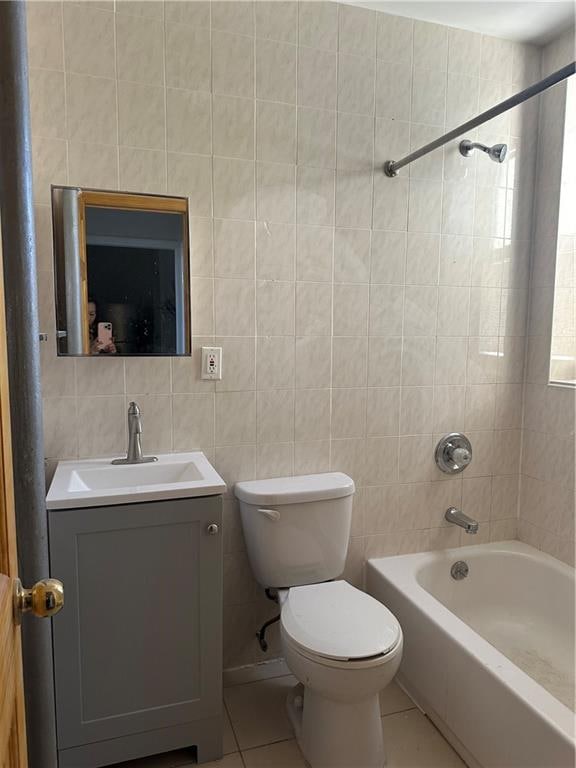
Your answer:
(445, 506), (479, 534)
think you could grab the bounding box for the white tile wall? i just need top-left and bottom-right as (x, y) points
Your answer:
(519, 29), (575, 567)
(28, 0), (540, 668)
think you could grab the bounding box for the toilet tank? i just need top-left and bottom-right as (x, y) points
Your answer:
(234, 473), (355, 588)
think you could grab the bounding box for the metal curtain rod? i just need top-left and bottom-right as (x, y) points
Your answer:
(383, 61), (576, 177)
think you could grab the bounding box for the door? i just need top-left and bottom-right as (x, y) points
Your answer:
(0, 238), (27, 765)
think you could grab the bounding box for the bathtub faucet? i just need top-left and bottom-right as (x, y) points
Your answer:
(445, 507), (479, 534)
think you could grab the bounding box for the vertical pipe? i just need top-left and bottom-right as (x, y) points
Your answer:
(0, 3), (58, 767)
(62, 189), (84, 355)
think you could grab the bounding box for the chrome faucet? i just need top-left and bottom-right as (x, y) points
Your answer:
(111, 402), (158, 465)
(445, 506), (479, 534)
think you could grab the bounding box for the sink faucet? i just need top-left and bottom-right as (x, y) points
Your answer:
(445, 506), (479, 534)
(111, 402), (158, 465)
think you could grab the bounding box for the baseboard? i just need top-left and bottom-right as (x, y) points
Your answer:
(223, 657), (290, 687)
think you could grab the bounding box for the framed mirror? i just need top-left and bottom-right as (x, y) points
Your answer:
(51, 187), (191, 356)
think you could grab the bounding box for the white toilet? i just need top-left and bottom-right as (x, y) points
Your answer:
(234, 473), (403, 768)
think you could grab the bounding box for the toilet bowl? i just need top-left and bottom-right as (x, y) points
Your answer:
(279, 580), (402, 768)
(234, 473), (403, 768)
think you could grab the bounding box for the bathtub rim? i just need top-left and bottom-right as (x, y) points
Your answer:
(367, 539), (575, 744)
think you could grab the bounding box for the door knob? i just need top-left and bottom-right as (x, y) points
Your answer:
(206, 523), (219, 535)
(14, 578), (64, 624)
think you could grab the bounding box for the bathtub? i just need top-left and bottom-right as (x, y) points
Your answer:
(367, 541), (575, 768)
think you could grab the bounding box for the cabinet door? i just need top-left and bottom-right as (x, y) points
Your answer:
(49, 497), (222, 749)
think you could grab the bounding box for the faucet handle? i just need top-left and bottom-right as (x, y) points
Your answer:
(435, 433), (472, 474)
(452, 446), (471, 465)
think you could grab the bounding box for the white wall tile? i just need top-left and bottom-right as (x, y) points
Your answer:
(256, 39), (297, 104)
(214, 157), (255, 220)
(413, 20), (448, 72)
(411, 69), (446, 125)
(63, 4), (115, 78)
(256, 1), (298, 43)
(339, 4), (376, 57)
(375, 61), (411, 120)
(334, 228), (370, 283)
(296, 226), (333, 282)
(214, 279), (255, 336)
(27, 2), (64, 71)
(213, 31), (254, 98)
(299, 2), (338, 51)
(298, 107), (336, 169)
(215, 391), (256, 445)
(297, 48), (337, 110)
(165, 24), (211, 91)
(334, 284), (369, 336)
(119, 146), (166, 194)
(296, 283), (332, 336)
(167, 153), (212, 217)
(297, 166), (335, 226)
(257, 281), (295, 336)
(257, 101), (296, 164)
(67, 74), (117, 146)
(337, 54), (375, 116)
(167, 89), (211, 155)
(213, 95), (255, 160)
(116, 14), (164, 85)
(377, 13), (413, 65)
(214, 220), (255, 279)
(369, 285), (404, 336)
(118, 81), (165, 149)
(257, 162), (296, 223)
(333, 337), (368, 387)
(30, 1), (542, 669)
(256, 222), (295, 281)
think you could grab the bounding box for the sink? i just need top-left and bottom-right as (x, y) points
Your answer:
(46, 452), (226, 509)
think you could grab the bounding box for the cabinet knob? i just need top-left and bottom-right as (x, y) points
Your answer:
(14, 578), (64, 624)
(206, 523), (219, 535)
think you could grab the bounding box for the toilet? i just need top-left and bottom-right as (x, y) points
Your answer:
(234, 473), (403, 768)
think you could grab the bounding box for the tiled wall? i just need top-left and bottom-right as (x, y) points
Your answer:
(519, 28), (575, 566)
(27, 0), (540, 667)
(549, 60), (575, 384)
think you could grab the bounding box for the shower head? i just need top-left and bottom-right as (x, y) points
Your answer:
(459, 139), (508, 163)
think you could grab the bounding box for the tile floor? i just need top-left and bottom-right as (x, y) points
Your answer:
(112, 673), (467, 768)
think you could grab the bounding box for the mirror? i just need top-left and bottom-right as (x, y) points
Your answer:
(51, 187), (191, 356)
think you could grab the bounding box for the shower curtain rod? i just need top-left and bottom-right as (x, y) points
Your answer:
(383, 61), (576, 177)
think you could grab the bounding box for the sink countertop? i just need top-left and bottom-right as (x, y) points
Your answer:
(46, 451), (227, 510)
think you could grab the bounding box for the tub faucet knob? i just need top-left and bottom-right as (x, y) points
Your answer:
(435, 433), (472, 474)
(453, 446), (471, 465)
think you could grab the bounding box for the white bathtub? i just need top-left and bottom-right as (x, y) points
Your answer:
(367, 541), (575, 768)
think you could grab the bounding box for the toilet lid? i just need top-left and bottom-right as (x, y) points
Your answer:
(281, 581), (401, 661)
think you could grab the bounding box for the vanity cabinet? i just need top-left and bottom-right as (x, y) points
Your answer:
(48, 495), (223, 768)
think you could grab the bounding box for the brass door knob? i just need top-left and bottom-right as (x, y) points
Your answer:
(14, 578), (64, 624)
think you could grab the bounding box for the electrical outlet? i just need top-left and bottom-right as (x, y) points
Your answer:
(201, 346), (222, 380)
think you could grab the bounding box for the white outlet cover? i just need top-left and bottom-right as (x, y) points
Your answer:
(201, 346), (222, 380)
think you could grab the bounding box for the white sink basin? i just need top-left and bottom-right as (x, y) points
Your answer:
(46, 452), (226, 509)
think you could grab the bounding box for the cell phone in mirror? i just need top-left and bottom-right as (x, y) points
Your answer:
(97, 322), (113, 348)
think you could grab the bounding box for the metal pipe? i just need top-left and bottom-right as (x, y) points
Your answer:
(62, 188), (84, 355)
(384, 61), (576, 177)
(0, 3), (58, 766)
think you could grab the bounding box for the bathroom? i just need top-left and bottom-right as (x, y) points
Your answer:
(0, 0), (574, 766)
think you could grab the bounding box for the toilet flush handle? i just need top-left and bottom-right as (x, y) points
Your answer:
(258, 508), (281, 522)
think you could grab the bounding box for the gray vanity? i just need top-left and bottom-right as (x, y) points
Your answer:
(46, 452), (226, 768)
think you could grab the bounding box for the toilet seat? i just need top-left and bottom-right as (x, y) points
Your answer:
(281, 580), (401, 663)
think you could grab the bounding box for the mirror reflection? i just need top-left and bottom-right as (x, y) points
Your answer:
(51, 187), (191, 356)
